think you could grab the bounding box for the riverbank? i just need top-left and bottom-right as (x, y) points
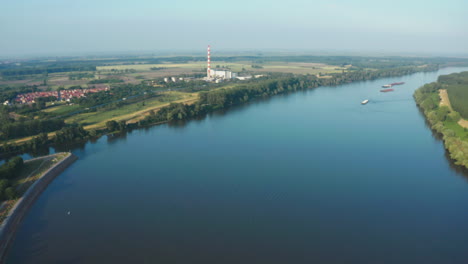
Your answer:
(0, 64), (441, 159)
(0, 152), (77, 263)
(414, 74), (468, 169)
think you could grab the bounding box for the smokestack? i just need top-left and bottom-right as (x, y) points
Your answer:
(207, 45), (211, 78)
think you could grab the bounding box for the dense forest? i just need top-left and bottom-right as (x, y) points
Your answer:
(438, 71), (468, 119)
(414, 72), (468, 168)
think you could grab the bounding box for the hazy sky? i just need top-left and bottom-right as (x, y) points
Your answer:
(1, 0), (467, 57)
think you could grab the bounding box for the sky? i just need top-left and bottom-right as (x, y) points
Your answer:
(1, 0), (467, 57)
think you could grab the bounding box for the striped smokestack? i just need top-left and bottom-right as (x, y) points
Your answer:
(207, 45), (211, 78)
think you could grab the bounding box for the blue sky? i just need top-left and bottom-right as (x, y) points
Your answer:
(1, 0), (467, 57)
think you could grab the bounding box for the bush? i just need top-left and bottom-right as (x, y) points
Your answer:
(106, 120), (119, 132)
(447, 111), (461, 122)
(0, 179), (11, 201)
(0, 156), (24, 179)
(4, 187), (16, 200)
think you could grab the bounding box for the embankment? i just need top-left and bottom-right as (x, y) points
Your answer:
(0, 152), (77, 263)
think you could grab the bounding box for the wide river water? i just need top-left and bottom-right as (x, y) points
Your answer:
(6, 67), (468, 263)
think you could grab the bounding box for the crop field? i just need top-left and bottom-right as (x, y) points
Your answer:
(1, 61), (346, 89)
(97, 63), (207, 72)
(0, 72), (95, 89)
(97, 61), (346, 76)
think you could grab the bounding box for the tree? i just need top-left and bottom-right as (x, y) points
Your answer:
(106, 120), (119, 132)
(4, 187), (16, 200)
(118, 121), (127, 131)
(0, 179), (9, 200)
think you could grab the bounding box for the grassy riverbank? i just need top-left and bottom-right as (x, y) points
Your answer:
(414, 72), (468, 168)
(0, 153), (67, 224)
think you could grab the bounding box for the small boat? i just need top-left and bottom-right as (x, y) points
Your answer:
(380, 88), (394, 92)
(361, 99), (369, 105)
(382, 84), (392, 88)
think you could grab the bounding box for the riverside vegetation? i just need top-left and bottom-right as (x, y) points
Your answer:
(1, 55), (467, 160)
(0, 157), (23, 202)
(0, 153), (68, 225)
(414, 71), (468, 168)
(0, 62), (448, 158)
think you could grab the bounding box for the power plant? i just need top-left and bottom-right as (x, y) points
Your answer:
(205, 45), (237, 81)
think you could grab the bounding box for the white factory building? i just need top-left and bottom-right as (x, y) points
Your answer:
(209, 69), (238, 79)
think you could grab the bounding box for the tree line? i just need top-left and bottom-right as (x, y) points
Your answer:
(0, 65), (96, 77)
(438, 71), (468, 119)
(0, 118), (65, 141)
(414, 75), (468, 169)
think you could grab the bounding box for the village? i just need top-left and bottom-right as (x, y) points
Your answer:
(11, 85), (110, 104)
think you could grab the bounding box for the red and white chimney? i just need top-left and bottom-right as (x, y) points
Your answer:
(207, 45), (211, 78)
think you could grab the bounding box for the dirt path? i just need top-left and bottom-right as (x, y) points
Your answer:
(439, 89), (468, 128)
(458, 119), (468, 129)
(439, 89), (452, 110)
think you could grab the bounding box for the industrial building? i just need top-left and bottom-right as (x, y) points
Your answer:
(206, 45), (238, 80)
(209, 69), (237, 79)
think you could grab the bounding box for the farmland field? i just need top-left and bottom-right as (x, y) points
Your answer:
(97, 61), (345, 75)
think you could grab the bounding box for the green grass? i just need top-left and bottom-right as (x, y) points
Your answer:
(13, 158), (51, 194)
(430, 93), (441, 105)
(65, 93), (186, 126)
(444, 120), (468, 141)
(43, 104), (82, 115)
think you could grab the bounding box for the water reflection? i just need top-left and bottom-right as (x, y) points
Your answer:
(445, 150), (468, 180)
(415, 105), (468, 178)
(106, 131), (128, 144)
(54, 141), (87, 153)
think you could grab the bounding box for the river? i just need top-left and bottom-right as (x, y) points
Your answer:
(6, 67), (468, 264)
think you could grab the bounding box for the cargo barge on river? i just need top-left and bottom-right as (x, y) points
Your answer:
(382, 82), (405, 88)
(380, 88), (394, 92)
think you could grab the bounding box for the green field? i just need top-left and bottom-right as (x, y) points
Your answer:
(13, 153), (67, 194)
(43, 103), (82, 115)
(97, 63), (208, 72)
(444, 120), (468, 141)
(65, 92), (189, 126)
(96, 61), (344, 75)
